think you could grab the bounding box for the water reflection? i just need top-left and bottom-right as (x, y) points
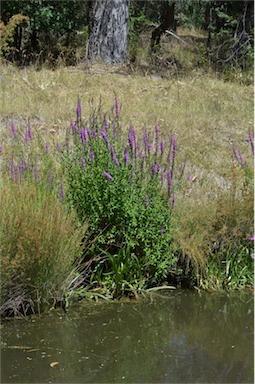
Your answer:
(1, 290), (254, 383)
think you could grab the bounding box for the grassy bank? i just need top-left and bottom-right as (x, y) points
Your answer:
(0, 46), (254, 315)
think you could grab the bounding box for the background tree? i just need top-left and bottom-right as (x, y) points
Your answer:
(206, 0), (254, 70)
(1, 0), (87, 64)
(1, 0), (253, 72)
(150, 0), (176, 52)
(87, 0), (129, 64)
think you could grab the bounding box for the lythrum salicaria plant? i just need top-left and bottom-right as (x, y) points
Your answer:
(63, 99), (186, 294)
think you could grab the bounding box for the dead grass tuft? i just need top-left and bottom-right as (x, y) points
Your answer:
(0, 180), (88, 315)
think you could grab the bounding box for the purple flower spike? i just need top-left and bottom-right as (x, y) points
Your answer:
(124, 152), (128, 165)
(249, 237), (254, 241)
(113, 122), (117, 139)
(232, 145), (239, 162)
(48, 169), (53, 190)
(167, 151), (171, 166)
(238, 150), (245, 168)
(101, 129), (109, 148)
(11, 121), (17, 138)
(0, 145), (2, 153)
(45, 144), (49, 153)
(57, 143), (62, 152)
(11, 160), (15, 180)
(110, 145), (115, 157)
(171, 193), (175, 210)
(172, 135), (176, 163)
(27, 123), (32, 140)
(138, 149), (143, 158)
(187, 174), (192, 181)
(34, 164), (38, 183)
(103, 119), (109, 130)
(128, 127), (135, 148)
(248, 132), (254, 156)
(128, 127), (136, 155)
(110, 146), (119, 166)
(154, 125), (159, 155)
(167, 170), (172, 196)
(71, 119), (77, 134)
(65, 135), (69, 148)
(59, 182), (65, 203)
(143, 131), (148, 147)
(155, 125), (159, 137)
(151, 162), (156, 177)
(24, 130), (29, 145)
(81, 157), (86, 169)
(19, 160), (25, 174)
(80, 128), (86, 144)
(115, 97), (119, 119)
(160, 141), (165, 155)
(89, 152), (95, 163)
(180, 160), (186, 179)
(147, 142), (152, 153)
(76, 98), (81, 121)
(160, 229), (165, 236)
(103, 171), (113, 181)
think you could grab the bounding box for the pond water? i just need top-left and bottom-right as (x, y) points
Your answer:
(1, 290), (254, 383)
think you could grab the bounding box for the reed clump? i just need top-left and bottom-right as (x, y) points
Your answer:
(0, 178), (87, 316)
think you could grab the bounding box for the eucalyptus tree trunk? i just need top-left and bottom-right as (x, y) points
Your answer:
(88, 0), (129, 65)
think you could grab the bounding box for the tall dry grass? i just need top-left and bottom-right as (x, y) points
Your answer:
(0, 180), (88, 315)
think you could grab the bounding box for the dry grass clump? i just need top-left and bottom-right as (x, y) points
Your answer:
(0, 180), (87, 316)
(174, 156), (254, 289)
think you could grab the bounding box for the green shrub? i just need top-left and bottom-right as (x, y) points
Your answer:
(63, 100), (185, 293)
(0, 14), (29, 58)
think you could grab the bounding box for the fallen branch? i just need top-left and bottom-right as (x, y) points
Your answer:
(165, 29), (188, 45)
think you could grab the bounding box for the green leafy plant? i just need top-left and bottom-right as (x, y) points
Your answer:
(63, 100), (184, 291)
(92, 247), (145, 298)
(199, 244), (254, 291)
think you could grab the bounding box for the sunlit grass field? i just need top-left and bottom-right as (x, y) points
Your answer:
(1, 60), (253, 195)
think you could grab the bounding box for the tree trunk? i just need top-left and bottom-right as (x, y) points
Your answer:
(88, 0), (129, 65)
(151, 1), (175, 52)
